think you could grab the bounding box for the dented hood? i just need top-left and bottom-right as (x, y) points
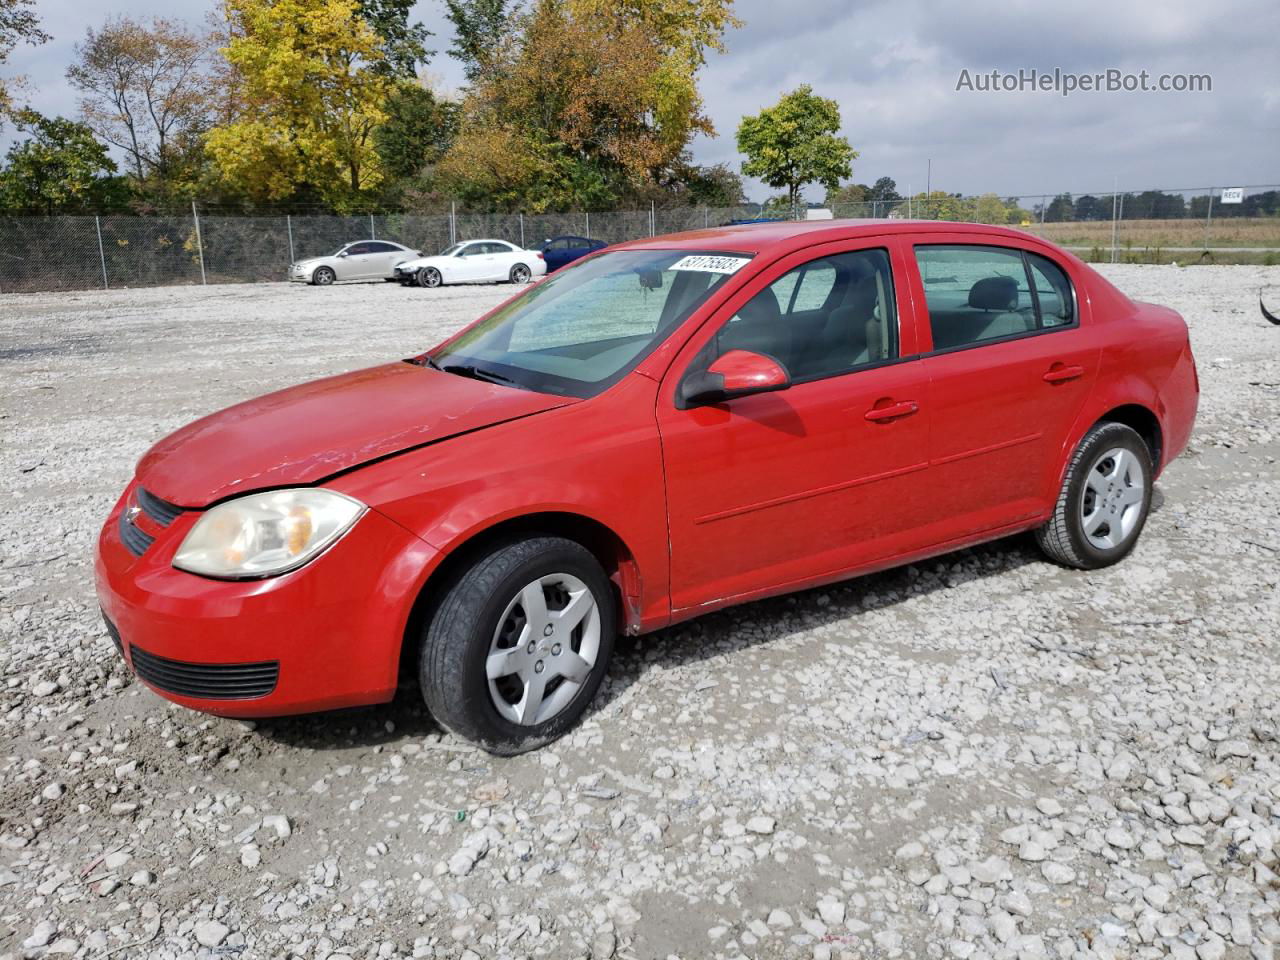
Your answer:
(136, 362), (575, 507)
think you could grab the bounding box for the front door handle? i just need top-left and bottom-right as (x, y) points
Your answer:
(1043, 363), (1084, 384)
(864, 400), (919, 422)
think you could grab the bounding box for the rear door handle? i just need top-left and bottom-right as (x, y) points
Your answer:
(1043, 363), (1084, 383)
(864, 400), (919, 422)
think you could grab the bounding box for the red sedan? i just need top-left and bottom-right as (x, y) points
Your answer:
(96, 220), (1199, 753)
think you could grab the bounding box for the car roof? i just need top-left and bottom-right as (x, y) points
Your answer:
(613, 218), (1051, 256)
(462, 238), (515, 245)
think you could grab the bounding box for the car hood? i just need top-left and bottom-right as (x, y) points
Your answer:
(400, 255), (448, 270)
(135, 362), (576, 507)
(293, 257), (331, 268)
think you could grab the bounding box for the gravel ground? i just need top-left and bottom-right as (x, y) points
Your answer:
(1, 265), (1278, 960)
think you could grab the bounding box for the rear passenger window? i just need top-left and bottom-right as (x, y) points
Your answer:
(1027, 253), (1074, 327)
(712, 248), (898, 381)
(914, 245), (1074, 351)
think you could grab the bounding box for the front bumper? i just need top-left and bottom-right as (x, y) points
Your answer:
(95, 484), (438, 717)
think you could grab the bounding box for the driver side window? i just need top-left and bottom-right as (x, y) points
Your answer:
(712, 248), (899, 382)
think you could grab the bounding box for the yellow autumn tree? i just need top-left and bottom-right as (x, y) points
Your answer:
(206, 0), (393, 207)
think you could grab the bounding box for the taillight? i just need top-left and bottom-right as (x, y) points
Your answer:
(536, 252), (544, 260)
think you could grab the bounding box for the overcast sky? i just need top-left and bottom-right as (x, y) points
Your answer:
(6, 0), (1277, 202)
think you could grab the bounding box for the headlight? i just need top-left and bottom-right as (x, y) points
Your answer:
(173, 489), (365, 579)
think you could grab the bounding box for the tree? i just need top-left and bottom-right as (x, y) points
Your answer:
(0, 110), (126, 214)
(67, 17), (214, 198)
(439, 0), (706, 211)
(736, 85), (855, 209)
(374, 83), (458, 180)
(971, 192), (1009, 225)
(1074, 194), (1105, 221)
(358, 0), (432, 76)
(0, 0), (48, 123)
(1045, 192), (1074, 222)
(568, 0), (739, 155)
(826, 182), (869, 209)
(869, 176), (900, 203)
(910, 190), (966, 221)
(444, 0), (511, 82)
(682, 162), (745, 206)
(206, 0), (395, 207)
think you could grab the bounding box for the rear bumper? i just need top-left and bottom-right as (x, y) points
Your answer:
(95, 484), (438, 717)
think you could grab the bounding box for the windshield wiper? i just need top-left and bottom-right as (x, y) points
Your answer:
(442, 363), (520, 387)
(419, 354), (443, 371)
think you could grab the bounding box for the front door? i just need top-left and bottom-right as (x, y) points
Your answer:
(907, 241), (1099, 540)
(657, 238), (932, 614)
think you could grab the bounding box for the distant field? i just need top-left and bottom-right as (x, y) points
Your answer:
(1021, 217), (1280, 264)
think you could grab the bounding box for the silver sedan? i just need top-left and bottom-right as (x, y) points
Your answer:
(289, 241), (421, 285)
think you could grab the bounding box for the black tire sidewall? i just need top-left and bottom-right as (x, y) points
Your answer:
(423, 539), (615, 754)
(314, 267), (334, 285)
(1062, 424), (1153, 566)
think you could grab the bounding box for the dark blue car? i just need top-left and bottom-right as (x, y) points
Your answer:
(539, 235), (607, 272)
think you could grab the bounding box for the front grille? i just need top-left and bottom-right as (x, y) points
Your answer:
(119, 511), (154, 557)
(129, 644), (279, 700)
(136, 487), (184, 526)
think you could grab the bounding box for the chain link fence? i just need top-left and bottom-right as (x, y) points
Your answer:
(1, 188), (1276, 294)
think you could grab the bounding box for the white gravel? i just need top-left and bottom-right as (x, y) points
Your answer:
(1, 265), (1278, 959)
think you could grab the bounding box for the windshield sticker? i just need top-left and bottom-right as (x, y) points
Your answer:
(669, 255), (751, 275)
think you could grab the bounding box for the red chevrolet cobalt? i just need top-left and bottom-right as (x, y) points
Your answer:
(96, 221), (1199, 753)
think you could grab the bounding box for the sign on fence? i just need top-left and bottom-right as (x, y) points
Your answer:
(1220, 188), (1245, 204)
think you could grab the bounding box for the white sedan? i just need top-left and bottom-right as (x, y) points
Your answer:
(289, 240), (420, 285)
(393, 240), (547, 287)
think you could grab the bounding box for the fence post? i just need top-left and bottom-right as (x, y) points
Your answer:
(450, 202), (457, 245)
(370, 213), (376, 240)
(1204, 189), (1214, 250)
(650, 201), (655, 237)
(286, 214), (295, 265)
(519, 212), (524, 248)
(585, 211), (590, 240)
(95, 216), (108, 289)
(191, 201), (207, 285)
(703, 206), (709, 229)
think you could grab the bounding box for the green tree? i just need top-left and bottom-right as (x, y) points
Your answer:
(826, 182), (869, 210)
(358, 0), (433, 76)
(971, 192), (1009, 225)
(869, 176), (900, 203)
(736, 85), (855, 209)
(444, 0), (511, 82)
(374, 83), (458, 180)
(0, 0), (48, 123)
(681, 161), (744, 206)
(0, 110), (127, 213)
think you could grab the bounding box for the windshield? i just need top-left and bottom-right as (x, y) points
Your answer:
(431, 249), (752, 398)
(439, 243), (463, 256)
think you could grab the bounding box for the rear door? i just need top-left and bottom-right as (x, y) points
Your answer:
(368, 242), (405, 277)
(907, 239), (1099, 540)
(657, 237), (933, 613)
(484, 242), (517, 280)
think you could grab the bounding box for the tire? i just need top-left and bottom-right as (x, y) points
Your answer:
(509, 263), (532, 284)
(312, 266), (335, 286)
(1035, 421), (1153, 569)
(419, 266), (442, 288)
(420, 536), (616, 755)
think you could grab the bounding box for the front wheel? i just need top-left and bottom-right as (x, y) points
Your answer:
(509, 263), (532, 284)
(419, 266), (442, 288)
(312, 266), (335, 286)
(1036, 421), (1153, 569)
(419, 537), (615, 754)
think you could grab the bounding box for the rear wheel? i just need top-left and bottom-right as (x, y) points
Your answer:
(419, 266), (442, 288)
(419, 536), (615, 754)
(1036, 421), (1153, 569)
(509, 263), (532, 284)
(312, 266), (335, 286)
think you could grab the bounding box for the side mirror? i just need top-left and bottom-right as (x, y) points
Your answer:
(336, 251), (349, 258)
(678, 350), (791, 409)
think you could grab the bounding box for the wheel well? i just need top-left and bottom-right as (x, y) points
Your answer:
(397, 512), (640, 683)
(1099, 404), (1163, 466)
